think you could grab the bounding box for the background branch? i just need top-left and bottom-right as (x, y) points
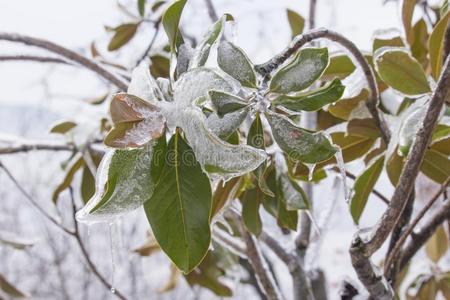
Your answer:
(0, 55), (71, 64)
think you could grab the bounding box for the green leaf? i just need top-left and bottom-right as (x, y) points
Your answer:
(247, 114), (274, 196)
(241, 187), (262, 236)
(398, 101), (428, 156)
(208, 90), (248, 117)
(374, 47), (431, 96)
(49, 121), (77, 134)
(372, 33), (405, 52)
(77, 137), (166, 222)
(426, 225), (449, 263)
(421, 148), (450, 184)
(266, 111), (337, 164)
(217, 40), (257, 88)
(162, 0), (187, 52)
(347, 118), (381, 140)
(278, 174), (309, 210)
(406, 274), (438, 300)
(429, 11), (450, 79)
(144, 132), (212, 273)
(269, 48), (329, 94)
(108, 23), (139, 51)
(410, 19), (429, 68)
(52, 155), (84, 203)
(328, 89), (369, 120)
(138, 0), (146, 16)
(150, 55), (170, 78)
(272, 78), (345, 112)
(211, 177), (240, 216)
(286, 9), (305, 38)
(322, 54), (356, 80)
(402, 0), (416, 44)
(0, 274), (28, 298)
(350, 155), (385, 224)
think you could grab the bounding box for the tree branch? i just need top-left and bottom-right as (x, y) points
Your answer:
(308, 0), (317, 30)
(385, 178), (450, 274)
(0, 142), (75, 155)
(0, 55), (71, 64)
(203, 0), (219, 23)
(135, 22), (161, 67)
(0, 32), (128, 90)
(255, 28), (390, 144)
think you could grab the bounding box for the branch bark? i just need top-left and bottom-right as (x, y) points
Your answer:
(0, 32), (128, 90)
(255, 28), (390, 144)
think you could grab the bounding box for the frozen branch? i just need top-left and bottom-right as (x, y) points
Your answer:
(308, 0), (317, 30)
(255, 28), (390, 144)
(0, 55), (71, 64)
(0, 32), (128, 90)
(212, 227), (247, 258)
(135, 21), (161, 67)
(0, 142), (75, 155)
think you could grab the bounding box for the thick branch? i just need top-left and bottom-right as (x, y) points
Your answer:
(255, 28), (390, 144)
(0, 32), (128, 90)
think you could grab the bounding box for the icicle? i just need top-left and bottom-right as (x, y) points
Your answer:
(334, 149), (350, 203)
(305, 210), (321, 237)
(108, 223), (116, 294)
(304, 163), (316, 181)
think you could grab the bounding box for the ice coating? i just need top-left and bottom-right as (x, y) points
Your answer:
(128, 62), (159, 103)
(76, 143), (158, 224)
(334, 149), (350, 203)
(181, 108), (266, 181)
(205, 108), (249, 138)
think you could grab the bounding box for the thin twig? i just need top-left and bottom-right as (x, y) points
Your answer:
(0, 142), (75, 155)
(344, 170), (389, 205)
(0, 55), (71, 64)
(384, 178), (450, 274)
(135, 22), (161, 67)
(0, 32), (128, 90)
(203, 0), (219, 23)
(308, 0), (317, 30)
(255, 28), (390, 144)
(212, 227), (247, 258)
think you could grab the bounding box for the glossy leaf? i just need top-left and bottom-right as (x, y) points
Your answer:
(209, 90), (247, 117)
(347, 118), (381, 140)
(286, 9), (305, 38)
(374, 47), (430, 96)
(77, 137), (166, 223)
(241, 187), (262, 236)
(267, 111), (337, 164)
(426, 225), (449, 263)
(108, 23), (139, 51)
(217, 40), (257, 88)
(269, 48), (329, 94)
(350, 155), (385, 224)
(272, 78), (345, 111)
(144, 132), (211, 273)
(398, 102), (428, 156)
(211, 177), (240, 216)
(162, 0), (187, 51)
(429, 11), (450, 79)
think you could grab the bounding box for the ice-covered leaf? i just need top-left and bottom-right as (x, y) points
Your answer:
(269, 48), (329, 94)
(150, 55), (170, 79)
(108, 23), (139, 51)
(162, 0), (187, 52)
(190, 14), (233, 68)
(209, 90), (247, 117)
(138, 0), (146, 16)
(144, 132), (211, 274)
(205, 108), (249, 139)
(272, 78), (345, 112)
(241, 187), (262, 236)
(426, 225), (449, 263)
(217, 41), (257, 88)
(278, 174), (309, 210)
(402, 0), (416, 43)
(429, 11), (450, 79)
(105, 93), (165, 148)
(373, 47), (430, 96)
(372, 29), (405, 52)
(181, 109), (266, 180)
(286, 9), (305, 38)
(267, 111), (337, 164)
(350, 155), (385, 224)
(328, 89), (369, 120)
(76, 137), (166, 224)
(0, 274), (29, 298)
(128, 62), (161, 103)
(0, 230), (38, 250)
(398, 101), (429, 156)
(49, 121), (77, 134)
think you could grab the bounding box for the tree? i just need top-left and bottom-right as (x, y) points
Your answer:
(1, 0), (450, 299)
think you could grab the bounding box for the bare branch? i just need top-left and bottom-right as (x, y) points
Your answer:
(0, 32), (128, 90)
(385, 178), (450, 274)
(212, 227), (247, 258)
(0, 55), (71, 64)
(203, 0), (219, 23)
(343, 170), (390, 205)
(135, 22), (161, 67)
(255, 28), (390, 144)
(308, 0), (317, 30)
(0, 142), (75, 155)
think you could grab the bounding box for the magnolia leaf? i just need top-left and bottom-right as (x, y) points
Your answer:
(286, 9), (305, 38)
(208, 90), (247, 117)
(402, 0), (416, 43)
(429, 11), (450, 79)
(217, 40), (257, 88)
(272, 78), (345, 112)
(105, 93), (165, 149)
(267, 111), (337, 164)
(81, 153), (102, 204)
(241, 187), (262, 236)
(426, 225), (449, 263)
(132, 234), (160, 256)
(76, 137), (166, 223)
(328, 89), (369, 120)
(158, 265), (179, 293)
(269, 48), (329, 94)
(211, 177), (240, 216)
(128, 62), (160, 102)
(144, 132), (211, 273)
(438, 274), (450, 299)
(162, 0), (187, 52)
(0, 230), (38, 250)
(398, 101), (428, 156)
(206, 108), (249, 139)
(150, 55), (170, 78)
(347, 118), (381, 140)
(52, 155), (84, 203)
(386, 147), (404, 186)
(421, 148), (450, 184)
(411, 18), (429, 68)
(323, 54), (356, 80)
(278, 174), (309, 210)
(406, 274), (438, 300)
(50, 121), (77, 134)
(108, 23), (139, 51)
(247, 114), (274, 196)
(138, 0), (146, 16)
(350, 155), (385, 224)
(190, 14), (233, 68)
(0, 274), (29, 298)
(372, 31), (405, 52)
(181, 108), (266, 180)
(374, 47), (430, 96)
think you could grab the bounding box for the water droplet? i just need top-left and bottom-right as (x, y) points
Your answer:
(334, 149), (349, 203)
(111, 287), (116, 294)
(305, 163), (316, 181)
